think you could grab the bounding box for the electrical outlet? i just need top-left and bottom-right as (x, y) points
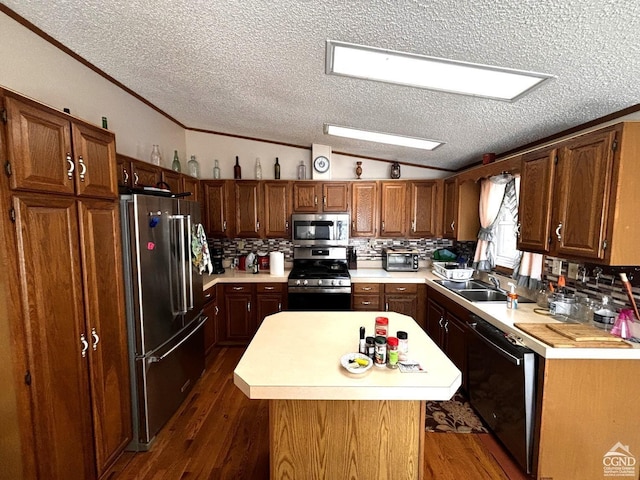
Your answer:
(568, 263), (579, 280)
(552, 259), (563, 276)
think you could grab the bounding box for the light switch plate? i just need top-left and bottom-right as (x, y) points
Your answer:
(568, 262), (579, 279)
(552, 259), (563, 276)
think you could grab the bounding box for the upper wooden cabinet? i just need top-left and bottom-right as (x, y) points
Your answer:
(263, 181), (292, 238)
(517, 147), (556, 252)
(202, 180), (233, 238)
(182, 175), (200, 203)
(234, 181), (262, 237)
(408, 180), (440, 238)
(518, 123), (640, 264)
(130, 160), (161, 188)
(161, 169), (182, 193)
(5, 94), (118, 199)
(351, 181), (378, 237)
(442, 177), (480, 241)
(379, 181), (407, 237)
(292, 181), (349, 212)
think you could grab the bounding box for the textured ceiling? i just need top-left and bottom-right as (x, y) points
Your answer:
(4, 0), (640, 170)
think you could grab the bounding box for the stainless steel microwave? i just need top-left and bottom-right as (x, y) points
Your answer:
(382, 248), (419, 271)
(291, 213), (349, 246)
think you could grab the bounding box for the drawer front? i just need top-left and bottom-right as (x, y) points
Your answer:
(352, 294), (381, 310)
(256, 283), (284, 294)
(353, 283), (381, 294)
(384, 283), (417, 294)
(224, 284), (252, 294)
(204, 286), (216, 303)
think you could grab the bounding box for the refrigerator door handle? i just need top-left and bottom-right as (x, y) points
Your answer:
(185, 214), (194, 311)
(148, 316), (207, 363)
(170, 214), (189, 314)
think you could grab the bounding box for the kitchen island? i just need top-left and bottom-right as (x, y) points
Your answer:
(234, 311), (461, 480)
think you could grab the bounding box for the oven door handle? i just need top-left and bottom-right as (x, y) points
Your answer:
(469, 322), (522, 366)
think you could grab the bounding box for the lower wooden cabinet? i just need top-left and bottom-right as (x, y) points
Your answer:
(352, 283), (382, 311)
(218, 282), (286, 345)
(203, 284), (220, 355)
(384, 283), (426, 331)
(426, 286), (473, 391)
(4, 193), (131, 479)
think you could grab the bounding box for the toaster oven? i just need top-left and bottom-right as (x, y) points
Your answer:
(382, 248), (419, 271)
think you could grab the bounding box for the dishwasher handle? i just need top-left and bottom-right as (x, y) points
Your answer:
(468, 315), (524, 366)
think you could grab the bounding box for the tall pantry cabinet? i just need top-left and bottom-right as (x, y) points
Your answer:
(0, 92), (131, 479)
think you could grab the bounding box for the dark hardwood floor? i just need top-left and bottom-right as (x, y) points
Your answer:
(105, 347), (528, 480)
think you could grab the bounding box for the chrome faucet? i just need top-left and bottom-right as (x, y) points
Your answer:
(488, 274), (506, 293)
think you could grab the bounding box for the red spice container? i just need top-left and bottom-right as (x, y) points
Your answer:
(375, 317), (388, 338)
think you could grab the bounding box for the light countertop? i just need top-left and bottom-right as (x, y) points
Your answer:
(233, 311), (461, 401)
(202, 266), (640, 360)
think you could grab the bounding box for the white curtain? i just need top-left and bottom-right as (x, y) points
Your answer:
(513, 252), (544, 289)
(472, 177), (508, 271)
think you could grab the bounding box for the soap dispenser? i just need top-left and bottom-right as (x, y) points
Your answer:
(507, 282), (518, 309)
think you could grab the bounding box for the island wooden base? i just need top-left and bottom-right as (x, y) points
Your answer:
(269, 399), (425, 480)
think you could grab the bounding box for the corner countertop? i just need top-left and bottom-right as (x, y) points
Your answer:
(233, 311), (461, 400)
(202, 265), (640, 360)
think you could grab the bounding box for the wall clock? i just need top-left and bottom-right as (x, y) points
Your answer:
(313, 155), (330, 173)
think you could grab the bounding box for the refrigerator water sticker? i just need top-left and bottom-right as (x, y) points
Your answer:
(147, 242), (155, 250)
(149, 216), (160, 227)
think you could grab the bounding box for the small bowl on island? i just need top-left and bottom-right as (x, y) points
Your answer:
(340, 353), (373, 374)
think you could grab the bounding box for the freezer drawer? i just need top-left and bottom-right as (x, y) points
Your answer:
(128, 315), (206, 451)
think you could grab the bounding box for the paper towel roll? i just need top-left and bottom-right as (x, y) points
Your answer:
(269, 252), (285, 276)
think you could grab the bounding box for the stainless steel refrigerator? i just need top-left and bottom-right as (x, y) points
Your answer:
(120, 193), (206, 451)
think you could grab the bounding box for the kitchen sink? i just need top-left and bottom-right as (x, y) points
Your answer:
(433, 279), (491, 290)
(458, 289), (509, 302)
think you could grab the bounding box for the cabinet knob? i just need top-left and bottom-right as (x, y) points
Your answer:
(91, 327), (100, 351)
(396, 287), (406, 292)
(362, 301), (371, 305)
(555, 222), (563, 241)
(223, 220), (227, 231)
(78, 156), (87, 182)
(264, 286), (274, 290)
(515, 222), (521, 238)
(314, 196), (318, 206)
(278, 302), (282, 312)
(381, 221), (385, 232)
(214, 305), (219, 315)
(123, 168), (129, 184)
(362, 287), (371, 291)
(133, 172), (139, 185)
(412, 220), (416, 233)
(247, 301), (251, 312)
(233, 286), (243, 291)
(450, 220), (455, 231)
(80, 333), (89, 358)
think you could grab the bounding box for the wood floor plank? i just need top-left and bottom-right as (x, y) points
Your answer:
(106, 347), (526, 480)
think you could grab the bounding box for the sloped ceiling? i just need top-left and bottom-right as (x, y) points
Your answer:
(3, 0), (640, 170)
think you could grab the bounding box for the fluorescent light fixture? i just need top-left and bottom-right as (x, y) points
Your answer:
(326, 40), (554, 102)
(324, 124), (443, 150)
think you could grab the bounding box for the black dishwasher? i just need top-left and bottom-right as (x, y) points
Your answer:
(467, 316), (537, 474)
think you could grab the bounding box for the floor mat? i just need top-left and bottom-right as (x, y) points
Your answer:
(425, 391), (488, 433)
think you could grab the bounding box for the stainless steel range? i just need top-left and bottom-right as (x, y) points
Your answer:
(287, 246), (352, 311)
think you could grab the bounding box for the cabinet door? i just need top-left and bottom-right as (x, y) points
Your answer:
(5, 95), (75, 195)
(351, 182), (378, 237)
(409, 180), (439, 238)
(78, 199), (131, 475)
(442, 178), (457, 239)
(323, 182), (349, 212)
(130, 160), (161, 188)
(12, 193), (96, 479)
(222, 285), (255, 344)
(553, 129), (616, 259)
(385, 294), (417, 318)
(426, 298), (445, 348)
(292, 182), (320, 212)
(264, 181), (291, 238)
(182, 176), (200, 203)
(116, 156), (132, 187)
(203, 293), (219, 355)
(235, 181), (262, 237)
(518, 148), (555, 253)
(161, 170), (182, 194)
(203, 181), (232, 237)
(444, 312), (467, 390)
(256, 295), (283, 328)
(71, 123), (118, 199)
(380, 182), (407, 237)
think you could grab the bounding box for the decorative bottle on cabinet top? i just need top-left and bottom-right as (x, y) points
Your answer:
(297, 160), (306, 180)
(172, 150), (181, 172)
(234, 156), (242, 179)
(187, 155), (200, 178)
(150, 145), (161, 166)
(255, 157), (262, 179)
(213, 159), (221, 179)
(274, 157), (281, 179)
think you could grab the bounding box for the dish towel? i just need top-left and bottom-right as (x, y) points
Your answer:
(191, 223), (213, 275)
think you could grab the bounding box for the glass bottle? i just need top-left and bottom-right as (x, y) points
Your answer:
(274, 157), (281, 179)
(171, 150), (181, 172)
(187, 155), (200, 178)
(297, 160), (306, 180)
(213, 159), (221, 179)
(255, 157), (262, 180)
(150, 145), (161, 166)
(234, 156), (242, 179)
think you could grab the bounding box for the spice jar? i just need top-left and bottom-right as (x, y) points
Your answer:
(386, 336), (399, 369)
(375, 316), (388, 338)
(365, 336), (375, 359)
(397, 331), (408, 361)
(374, 336), (387, 367)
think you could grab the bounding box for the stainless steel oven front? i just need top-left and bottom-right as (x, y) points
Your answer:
(291, 213), (349, 246)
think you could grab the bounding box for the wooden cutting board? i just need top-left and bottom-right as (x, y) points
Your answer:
(545, 323), (624, 342)
(514, 323), (632, 348)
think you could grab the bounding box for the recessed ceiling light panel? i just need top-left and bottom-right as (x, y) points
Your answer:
(326, 40), (554, 102)
(324, 124), (443, 150)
